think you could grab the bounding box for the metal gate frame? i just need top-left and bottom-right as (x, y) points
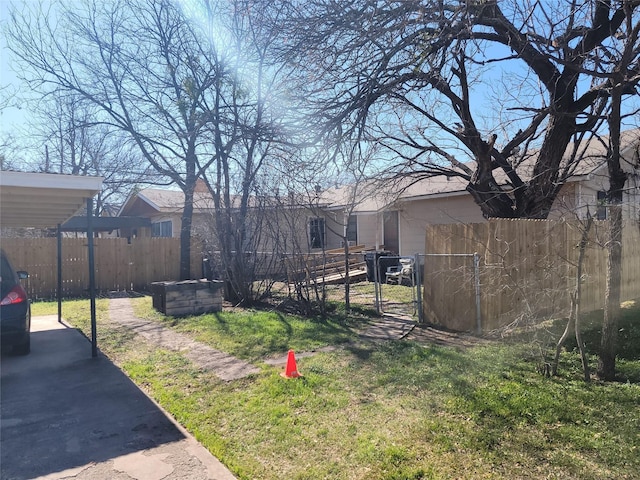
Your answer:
(373, 254), (423, 322)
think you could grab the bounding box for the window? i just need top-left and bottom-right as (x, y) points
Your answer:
(346, 215), (357, 244)
(597, 191), (607, 220)
(152, 220), (172, 237)
(309, 218), (325, 249)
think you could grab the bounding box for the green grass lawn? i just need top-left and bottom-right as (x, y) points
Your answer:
(31, 297), (640, 480)
(130, 297), (363, 361)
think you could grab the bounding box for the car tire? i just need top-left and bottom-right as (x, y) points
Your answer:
(13, 334), (30, 355)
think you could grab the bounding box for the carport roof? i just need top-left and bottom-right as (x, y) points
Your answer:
(0, 170), (103, 228)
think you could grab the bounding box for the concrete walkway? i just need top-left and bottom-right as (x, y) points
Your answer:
(0, 315), (236, 480)
(108, 297), (479, 371)
(109, 298), (259, 381)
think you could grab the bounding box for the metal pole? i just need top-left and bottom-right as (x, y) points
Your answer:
(422, 253), (475, 257)
(415, 253), (423, 324)
(57, 224), (62, 323)
(87, 199), (97, 357)
(374, 253), (380, 314)
(474, 252), (482, 334)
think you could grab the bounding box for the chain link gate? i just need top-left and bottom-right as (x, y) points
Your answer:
(373, 254), (423, 322)
(369, 251), (481, 333)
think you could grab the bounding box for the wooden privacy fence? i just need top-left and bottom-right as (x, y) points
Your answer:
(423, 219), (640, 332)
(1, 237), (203, 299)
(2, 237), (373, 298)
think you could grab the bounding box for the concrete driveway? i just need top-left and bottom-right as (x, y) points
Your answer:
(1, 315), (235, 480)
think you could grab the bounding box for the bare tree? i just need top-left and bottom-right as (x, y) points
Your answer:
(190, 0), (302, 304)
(597, 2), (640, 380)
(6, 0), (223, 278)
(0, 133), (24, 171)
(23, 91), (153, 214)
(552, 213), (594, 381)
(275, 0), (640, 220)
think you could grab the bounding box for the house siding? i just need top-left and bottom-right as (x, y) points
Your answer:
(322, 212), (343, 250)
(548, 183), (578, 219)
(398, 195), (486, 254)
(355, 213), (381, 250)
(560, 175), (640, 222)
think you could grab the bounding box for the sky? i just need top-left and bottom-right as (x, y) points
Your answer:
(1, 0), (39, 172)
(0, 0), (27, 133)
(1, 0), (639, 171)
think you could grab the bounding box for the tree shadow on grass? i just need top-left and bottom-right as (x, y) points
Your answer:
(211, 311), (229, 331)
(496, 300), (640, 383)
(561, 304), (640, 382)
(343, 340), (477, 396)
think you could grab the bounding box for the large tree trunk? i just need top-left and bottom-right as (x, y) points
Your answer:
(598, 172), (626, 380)
(519, 115), (575, 218)
(599, 204), (623, 380)
(467, 113), (576, 220)
(179, 176), (196, 280)
(597, 84), (627, 381)
(598, 85), (625, 380)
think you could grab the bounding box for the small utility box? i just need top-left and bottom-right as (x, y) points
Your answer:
(151, 279), (223, 316)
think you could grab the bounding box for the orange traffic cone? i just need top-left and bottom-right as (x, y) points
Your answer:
(280, 349), (302, 378)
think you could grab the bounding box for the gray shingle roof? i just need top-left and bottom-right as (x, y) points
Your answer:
(322, 129), (640, 212)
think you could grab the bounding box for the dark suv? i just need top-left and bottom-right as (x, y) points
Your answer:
(1, 251), (31, 355)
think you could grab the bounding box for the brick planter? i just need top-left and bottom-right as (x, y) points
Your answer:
(150, 279), (223, 316)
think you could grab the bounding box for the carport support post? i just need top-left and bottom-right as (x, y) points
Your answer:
(87, 199), (97, 357)
(57, 224), (63, 323)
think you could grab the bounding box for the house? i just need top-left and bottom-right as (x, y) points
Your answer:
(117, 130), (640, 256)
(316, 129), (640, 255)
(315, 175), (484, 255)
(117, 181), (317, 257)
(117, 180), (215, 239)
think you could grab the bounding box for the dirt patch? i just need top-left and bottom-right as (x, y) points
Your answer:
(404, 324), (491, 349)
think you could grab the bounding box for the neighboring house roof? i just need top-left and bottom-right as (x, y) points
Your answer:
(118, 188), (217, 217)
(504, 128), (640, 182)
(120, 175), (332, 218)
(320, 175), (469, 214)
(119, 188), (178, 217)
(323, 128), (640, 214)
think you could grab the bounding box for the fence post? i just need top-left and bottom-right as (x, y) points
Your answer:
(474, 252), (482, 334)
(374, 254), (381, 314)
(415, 253), (423, 324)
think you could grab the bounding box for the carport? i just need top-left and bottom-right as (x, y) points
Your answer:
(0, 170), (103, 356)
(1, 171), (237, 479)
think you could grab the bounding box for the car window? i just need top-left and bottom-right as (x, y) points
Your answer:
(1, 254), (18, 299)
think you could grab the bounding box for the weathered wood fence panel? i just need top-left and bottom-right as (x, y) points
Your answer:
(1, 237), (203, 298)
(621, 225), (640, 301)
(424, 219), (640, 332)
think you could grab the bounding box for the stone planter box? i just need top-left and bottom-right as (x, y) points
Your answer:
(150, 279), (223, 316)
